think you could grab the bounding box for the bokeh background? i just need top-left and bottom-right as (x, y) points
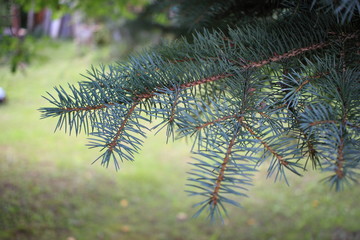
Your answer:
(1, 1), (360, 240)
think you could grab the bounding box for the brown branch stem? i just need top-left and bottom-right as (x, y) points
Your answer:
(309, 120), (338, 126)
(296, 79), (311, 93)
(63, 103), (114, 112)
(61, 34), (354, 115)
(137, 32), (358, 104)
(243, 42), (329, 69)
(195, 114), (238, 130)
(135, 74), (233, 101)
(336, 137), (345, 178)
(169, 91), (180, 122)
(240, 119), (288, 166)
(108, 102), (138, 151)
(211, 119), (240, 206)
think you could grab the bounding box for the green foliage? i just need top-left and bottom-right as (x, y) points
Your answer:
(40, 0), (360, 221)
(310, 0), (360, 23)
(0, 36), (38, 72)
(2, 42), (360, 239)
(14, 0), (150, 19)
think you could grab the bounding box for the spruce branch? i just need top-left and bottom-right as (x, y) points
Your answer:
(210, 122), (241, 208)
(195, 114), (238, 131)
(187, 126), (256, 221)
(40, 9), (360, 220)
(88, 102), (149, 169)
(336, 137), (345, 179)
(107, 102), (139, 151)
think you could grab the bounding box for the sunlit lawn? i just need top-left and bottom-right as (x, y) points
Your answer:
(1, 40), (359, 240)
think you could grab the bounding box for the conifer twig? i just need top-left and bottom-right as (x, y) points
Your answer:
(211, 132), (238, 206)
(240, 118), (288, 166)
(335, 137), (345, 179)
(108, 102), (138, 151)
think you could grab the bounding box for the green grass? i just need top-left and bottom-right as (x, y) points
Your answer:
(1, 40), (360, 240)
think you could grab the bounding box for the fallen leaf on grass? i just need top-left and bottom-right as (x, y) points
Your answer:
(120, 199), (129, 208)
(246, 218), (257, 226)
(176, 212), (188, 221)
(312, 199), (319, 208)
(120, 225), (131, 233)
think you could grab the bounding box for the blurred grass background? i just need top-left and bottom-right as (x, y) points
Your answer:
(0, 40), (360, 240)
